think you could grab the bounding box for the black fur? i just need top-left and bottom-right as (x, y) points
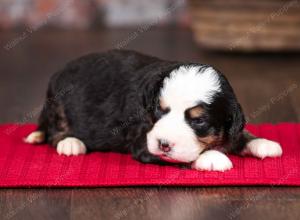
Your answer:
(37, 50), (253, 165)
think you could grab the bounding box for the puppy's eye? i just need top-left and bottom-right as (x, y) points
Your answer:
(191, 117), (206, 126)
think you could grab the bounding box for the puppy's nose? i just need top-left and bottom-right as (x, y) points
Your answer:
(158, 139), (172, 152)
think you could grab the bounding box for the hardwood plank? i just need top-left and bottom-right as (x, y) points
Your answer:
(1, 187), (300, 220)
(0, 189), (71, 220)
(57, 187), (300, 220)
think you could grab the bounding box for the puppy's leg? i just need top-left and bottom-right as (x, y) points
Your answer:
(242, 137), (282, 159)
(56, 137), (87, 156)
(192, 150), (233, 172)
(233, 131), (282, 159)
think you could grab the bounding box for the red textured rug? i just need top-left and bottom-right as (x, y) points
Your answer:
(0, 123), (299, 187)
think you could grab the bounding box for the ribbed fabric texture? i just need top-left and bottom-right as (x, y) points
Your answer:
(0, 123), (299, 187)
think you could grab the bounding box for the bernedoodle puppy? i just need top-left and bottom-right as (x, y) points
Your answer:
(25, 50), (282, 171)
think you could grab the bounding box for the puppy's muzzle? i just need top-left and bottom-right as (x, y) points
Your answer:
(158, 139), (175, 153)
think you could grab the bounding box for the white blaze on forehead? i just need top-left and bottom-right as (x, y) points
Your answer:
(160, 66), (221, 110)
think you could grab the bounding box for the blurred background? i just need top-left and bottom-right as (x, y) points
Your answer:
(0, 0), (299, 125)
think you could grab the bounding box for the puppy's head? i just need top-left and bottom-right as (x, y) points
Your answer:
(146, 65), (245, 163)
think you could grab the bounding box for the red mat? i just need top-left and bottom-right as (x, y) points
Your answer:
(0, 123), (300, 187)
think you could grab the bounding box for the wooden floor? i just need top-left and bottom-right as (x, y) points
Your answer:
(0, 28), (300, 220)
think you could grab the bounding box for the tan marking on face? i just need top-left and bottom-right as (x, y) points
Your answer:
(198, 132), (224, 148)
(188, 106), (204, 119)
(159, 98), (169, 111)
(198, 136), (218, 146)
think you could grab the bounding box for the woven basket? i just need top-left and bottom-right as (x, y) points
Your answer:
(189, 0), (300, 51)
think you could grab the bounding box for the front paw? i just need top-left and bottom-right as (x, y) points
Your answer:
(245, 138), (283, 159)
(192, 150), (233, 172)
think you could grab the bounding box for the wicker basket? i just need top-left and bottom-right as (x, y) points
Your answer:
(189, 0), (300, 51)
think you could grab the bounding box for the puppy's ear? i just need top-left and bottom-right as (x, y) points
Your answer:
(138, 63), (181, 111)
(142, 79), (161, 112)
(214, 73), (245, 142)
(139, 72), (165, 113)
(230, 103), (245, 134)
(227, 101), (246, 145)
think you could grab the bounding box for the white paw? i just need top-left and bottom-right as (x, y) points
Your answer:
(192, 150), (233, 172)
(57, 137), (87, 156)
(245, 138), (282, 159)
(24, 131), (45, 144)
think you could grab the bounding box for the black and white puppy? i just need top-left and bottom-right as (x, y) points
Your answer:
(25, 50), (282, 171)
